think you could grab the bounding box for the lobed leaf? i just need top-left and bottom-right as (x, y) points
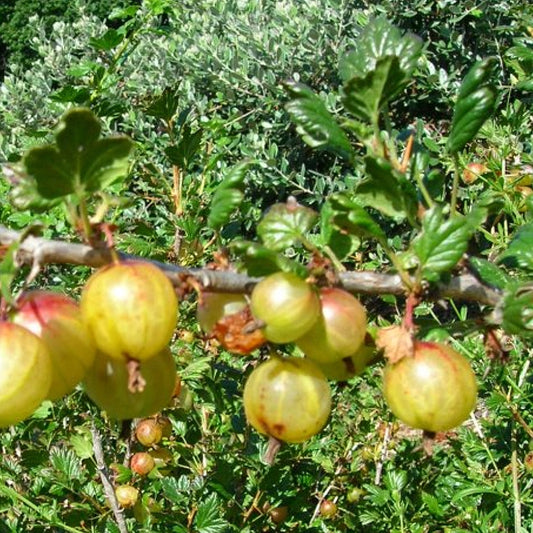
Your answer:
(257, 201), (317, 251)
(21, 108), (133, 202)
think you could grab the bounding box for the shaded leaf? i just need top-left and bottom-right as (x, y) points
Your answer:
(207, 161), (252, 230)
(231, 241), (307, 278)
(447, 58), (498, 153)
(342, 56), (405, 123)
(21, 108), (133, 201)
(145, 86), (181, 122)
(165, 124), (203, 168)
(257, 201), (317, 251)
(320, 201), (360, 260)
(81, 137), (134, 192)
(284, 81), (354, 161)
(356, 156), (418, 222)
(330, 193), (386, 240)
(413, 206), (476, 282)
(89, 28), (124, 51)
(500, 284), (533, 338)
(498, 222), (533, 271)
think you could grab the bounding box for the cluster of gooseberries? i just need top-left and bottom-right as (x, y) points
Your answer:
(199, 270), (478, 442)
(114, 417), (172, 511)
(0, 260), (179, 428)
(0, 258), (478, 451)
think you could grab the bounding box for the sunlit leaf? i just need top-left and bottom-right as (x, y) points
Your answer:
(257, 201), (317, 251)
(413, 206), (476, 282)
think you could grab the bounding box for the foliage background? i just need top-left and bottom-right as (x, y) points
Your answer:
(0, 0), (533, 531)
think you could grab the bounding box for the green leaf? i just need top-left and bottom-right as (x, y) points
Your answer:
(356, 156), (418, 222)
(447, 58), (498, 153)
(69, 428), (94, 460)
(81, 137), (134, 192)
(257, 202), (317, 251)
(421, 492), (445, 517)
(0, 241), (19, 305)
(284, 81), (354, 161)
(413, 206), (476, 282)
(89, 28), (124, 51)
(320, 201), (360, 261)
(468, 257), (511, 290)
(23, 146), (77, 198)
(339, 17), (422, 123)
(145, 86), (181, 122)
(498, 222), (533, 272)
(50, 448), (83, 481)
(165, 124), (203, 168)
(194, 494), (228, 533)
(339, 17), (422, 83)
(330, 193), (386, 241)
(231, 241), (307, 278)
(500, 284), (533, 338)
(208, 188), (244, 230)
(21, 108), (133, 201)
(342, 56), (405, 124)
(161, 476), (188, 504)
(207, 161), (252, 230)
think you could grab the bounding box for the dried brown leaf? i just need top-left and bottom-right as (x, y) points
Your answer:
(376, 325), (414, 364)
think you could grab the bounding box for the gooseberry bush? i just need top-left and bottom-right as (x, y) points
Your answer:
(0, 6), (533, 532)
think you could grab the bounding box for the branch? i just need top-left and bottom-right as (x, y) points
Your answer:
(91, 424), (129, 533)
(0, 225), (502, 306)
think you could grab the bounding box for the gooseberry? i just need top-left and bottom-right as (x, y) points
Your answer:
(296, 288), (367, 364)
(115, 484), (139, 508)
(319, 499), (337, 518)
(269, 505), (288, 524)
(130, 452), (156, 476)
(135, 418), (163, 447)
(243, 356), (331, 443)
(383, 341), (477, 432)
(80, 261), (178, 361)
(83, 347), (176, 420)
(250, 272), (320, 344)
(13, 290), (95, 400)
(313, 337), (375, 381)
(197, 292), (247, 333)
(0, 322), (52, 427)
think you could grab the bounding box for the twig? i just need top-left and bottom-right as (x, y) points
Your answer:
(375, 422), (392, 485)
(91, 424), (129, 533)
(0, 225), (502, 306)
